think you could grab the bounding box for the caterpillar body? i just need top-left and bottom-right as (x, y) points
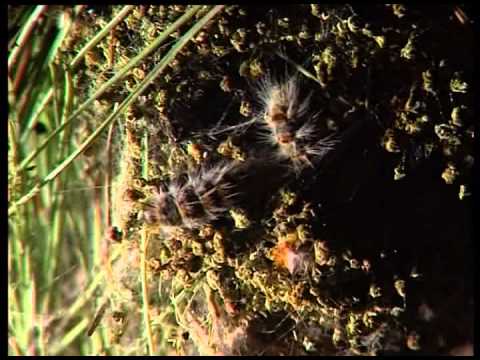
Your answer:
(143, 162), (240, 231)
(256, 74), (341, 172)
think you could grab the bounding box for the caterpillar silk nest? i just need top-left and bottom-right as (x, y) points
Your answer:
(143, 162), (239, 232)
(256, 74), (340, 172)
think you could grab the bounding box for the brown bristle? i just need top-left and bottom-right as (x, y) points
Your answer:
(123, 188), (145, 201)
(143, 203), (160, 224)
(144, 191), (181, 226)
(176, 186), (206, 220)
(200, 181), (227, 213)
(158, 196), (182, 225)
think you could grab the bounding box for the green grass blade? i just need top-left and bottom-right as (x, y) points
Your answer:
(10, 5), (224, 216)
(50, 318), (90, 355)
(69, 5), (135, 70)
(8, 5), (48, 72)
(18, 5), (202, 173)
(20, 88), (53, 143)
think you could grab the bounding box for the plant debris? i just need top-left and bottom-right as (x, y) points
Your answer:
(64, 4), (473, 355)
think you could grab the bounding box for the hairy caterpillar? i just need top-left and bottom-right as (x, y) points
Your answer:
(255, 73), (341, 172)
(143, 162), (240, 231)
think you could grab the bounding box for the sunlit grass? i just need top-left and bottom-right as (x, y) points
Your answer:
(8, 5), (224, 355)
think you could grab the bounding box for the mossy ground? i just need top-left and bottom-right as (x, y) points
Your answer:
(8, 5), (473, 355)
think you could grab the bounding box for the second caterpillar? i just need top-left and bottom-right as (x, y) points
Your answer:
(143, 162), (242, 232)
